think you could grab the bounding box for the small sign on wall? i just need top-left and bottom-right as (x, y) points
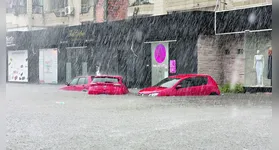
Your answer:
(170, 60), (176, 73)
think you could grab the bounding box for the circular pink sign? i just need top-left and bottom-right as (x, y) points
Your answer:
(154, 44), (166, 63)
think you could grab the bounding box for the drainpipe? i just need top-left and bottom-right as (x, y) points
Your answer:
(104, 0), (108, 22)
(42, 0), (45, 26)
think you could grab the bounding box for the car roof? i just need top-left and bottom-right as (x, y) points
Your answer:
(94, 75), (123, 78)
(169, 74), (210, 79)
(75, 75), (94, 78)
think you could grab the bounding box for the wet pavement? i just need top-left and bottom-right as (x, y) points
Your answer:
(6, 84), (271, 150)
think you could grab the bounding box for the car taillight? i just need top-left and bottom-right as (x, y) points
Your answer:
(114, 83), (121, 86)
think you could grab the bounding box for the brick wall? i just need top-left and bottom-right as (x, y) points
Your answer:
(96, 0), (105, 23)
(107, 0), (129, 21)
(218, 34), (245, 85)
(197, 34), (245, 85)
(197, 35), (223, 84)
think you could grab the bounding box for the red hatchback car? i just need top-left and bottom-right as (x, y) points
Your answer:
(138, 74), (220, 96)
(88, 75), (129, 95)
(60, 76), (94, 92)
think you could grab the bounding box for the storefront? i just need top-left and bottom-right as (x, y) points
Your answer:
(59, 25), (91, 83)
(244, 31), (272, 87)
(8, 50), (29, 82)
(6, 31), (31, 83)
(216, 4), (272, 92)
(142, 12), (212, 86)
(6, 11), (214, 88)
(30, 27), (63, 84)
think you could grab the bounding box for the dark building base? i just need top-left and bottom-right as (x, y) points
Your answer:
(244, 86), (272, 93)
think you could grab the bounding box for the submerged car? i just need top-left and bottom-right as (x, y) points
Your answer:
(138, 74), (220, 96)
(60, 76), (94, 92)
(88, 75), (129, 95)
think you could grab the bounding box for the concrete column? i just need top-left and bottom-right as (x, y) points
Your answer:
(43, 0), (51, 12)
(27, 0), (33, 30)
(153, 0), (166, 16)
(68, 0), (81, 26)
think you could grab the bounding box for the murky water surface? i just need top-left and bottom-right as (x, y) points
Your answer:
(6, 84), (271, 150)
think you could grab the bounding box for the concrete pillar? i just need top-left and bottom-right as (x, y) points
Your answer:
(27, 0), (33, 30)
(68, 0), (81, 26)
(153, 0), (166, 16)
(43, 0), (51, 12)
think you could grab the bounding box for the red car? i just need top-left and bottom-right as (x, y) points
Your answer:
(88, 75), (129, 95)
(60, 76), (94, 92)
(138, 74), (220, 96)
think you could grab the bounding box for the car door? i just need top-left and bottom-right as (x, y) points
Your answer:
(175, 78), (196, 96)
(66, 77), (79, 91)
(83, 77), (90, 90)
(75, 77), (87, 91)
(175, 77), (207, 96)
(194, 76), (208, 95)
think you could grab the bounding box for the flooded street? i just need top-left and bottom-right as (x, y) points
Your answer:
(6, 84), (271, 150)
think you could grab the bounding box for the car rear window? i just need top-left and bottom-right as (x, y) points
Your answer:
(92, 77), (119, 83)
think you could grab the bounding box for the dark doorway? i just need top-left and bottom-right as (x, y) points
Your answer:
(66, 47), (88, 81)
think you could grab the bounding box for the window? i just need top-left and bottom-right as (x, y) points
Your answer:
(237, 49), (244, 54)
(225, 49), (230, 55)
(49, 0), (67, 11)
(32, 0), (43, 14)
(81, 0), (93, 14)
(6, 0), (13, 13)
(179, 78), (194, 88)
(154, 78), (180, 88)
(70, 78), (79, 85)
(78, 78), (86, 85)
(84, 77), (88, 84)
(131, 0), (152, 6)
(194, 77), (208, 86)
(92, 77), (119, 83)
(6, 0), (27, 14)
(179, 77), (208, 88)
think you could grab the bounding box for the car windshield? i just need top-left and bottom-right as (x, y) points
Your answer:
(154, 78), (180, 88)
(92, 77), (119, 83)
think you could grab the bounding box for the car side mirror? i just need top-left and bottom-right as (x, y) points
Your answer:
(176, 85), (182, 89)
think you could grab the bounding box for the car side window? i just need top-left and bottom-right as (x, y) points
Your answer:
(77, 78), (86, 85)
(84, 77), (88, 84)
(193, 77), (208, 86)
(179, 78), (195, 88)
(70, 78), (79, 85)
(179, 77), (208, 88)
